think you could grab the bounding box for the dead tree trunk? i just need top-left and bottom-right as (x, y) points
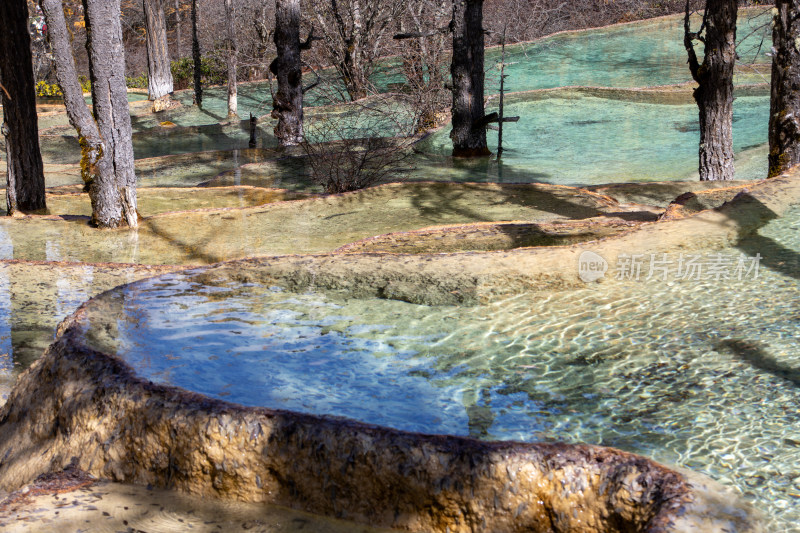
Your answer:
(143, 0), (175, 109)
(451, 0), (490, 157)
(684, 0), (737, 181)
(42, 0), (137, 227)
(768, 0), (800, 177)
(41, 0), (106, 192)
(44, 0), (138, 228)
(340, 0), (368, 101)
(311, 0), (400, 102)
(174, 0), (182, 59)
(0, 0), (47, 214)
(191, 0), (202, 106)
(224, 0), (238, 119)
(83, 0), (139, 227)
(271, 0), (305, 146)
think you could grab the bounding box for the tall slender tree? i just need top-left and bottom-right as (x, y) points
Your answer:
(0, 0), (47, 214)
(451, 0), (490, 157)
(684, 0), (738, 181)
(83, 0), (139, 226)
(41, 0), (138, 228)
(224, 0), (238, 118)
(191, 0), (203, 106)
(174, 0), (182, 59)
(143, 0), (175, 110)
(768, 0), (800, 177)
(271, 0), (306, 146)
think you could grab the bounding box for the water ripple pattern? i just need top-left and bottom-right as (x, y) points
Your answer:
(79, 203), (800, 531)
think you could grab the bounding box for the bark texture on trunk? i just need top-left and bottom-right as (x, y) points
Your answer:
(340, 0), (367, 101)
(0, 0), (47, 214)
(41, 0), (106, 192)
(684, 0), (737, 181)
(191, 0), (202, 106)
(271, 0), (304, 146)
(769, 0), (800, 177)
(143, 0), (174, 103)
(450, 0), (490, 157)
(82, 0), (138, 227)
(224, 0), (238, 118)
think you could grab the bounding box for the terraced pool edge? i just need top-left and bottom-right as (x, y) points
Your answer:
(0, 315), (761, 533)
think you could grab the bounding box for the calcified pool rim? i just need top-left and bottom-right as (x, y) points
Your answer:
(2, 169), (798, 531)
(0, 304), (762, 533)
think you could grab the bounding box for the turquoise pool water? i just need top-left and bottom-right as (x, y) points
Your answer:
(483, 9), (772, 92)
(10, 9), (772, 187)
(153, 8), (772, 125)
(79, 201), (800, 532)
(416, 92), (770, 184)
(103, 91), (770, 188)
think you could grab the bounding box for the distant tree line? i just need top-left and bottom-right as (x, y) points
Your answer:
(23, 1), (756, 90)
(2, 0), (798, 227)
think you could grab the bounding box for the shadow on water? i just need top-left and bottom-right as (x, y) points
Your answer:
(737, 232), (800, 281)
(137, 217), (228, 265)
(722, 191), (800, 281)
(715, 339), (800, 387)
(405, 179), (608, 229)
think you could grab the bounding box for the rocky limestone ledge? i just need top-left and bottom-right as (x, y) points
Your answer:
(0, 315), (761, 533)
(333, 218), (644, 254)
(179, 166), (800, 306)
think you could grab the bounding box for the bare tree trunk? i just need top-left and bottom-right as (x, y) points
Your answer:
(271, 0), (304, 146)
(144, 0), (175, 109)
(768, 0), (800, 177)
(346, 0), (366, 100)
(191, 0), (202, 106)
(175, 0), (182, 59)
(0, 0), (47, 214)
(497, 24), (507, 159)
(684, 0), (737, 181)
(41, 0), (107, 191)
(224, 0), (238, 119)
(83, 0), (138, 227)
(42, 0), (137, 227)
(451, 0), (490, 157)
(395, 0), (450, 132)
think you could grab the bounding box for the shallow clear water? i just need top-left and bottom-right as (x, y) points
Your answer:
(79, 202), (800, 531)
(418, 92), (770, 184)
(0, 262), (182, 409)
(0, 8), (793, 530)
(320, 9), (773, 102)
(105, 90), (773, 189)
(482, 10), (772, 93)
